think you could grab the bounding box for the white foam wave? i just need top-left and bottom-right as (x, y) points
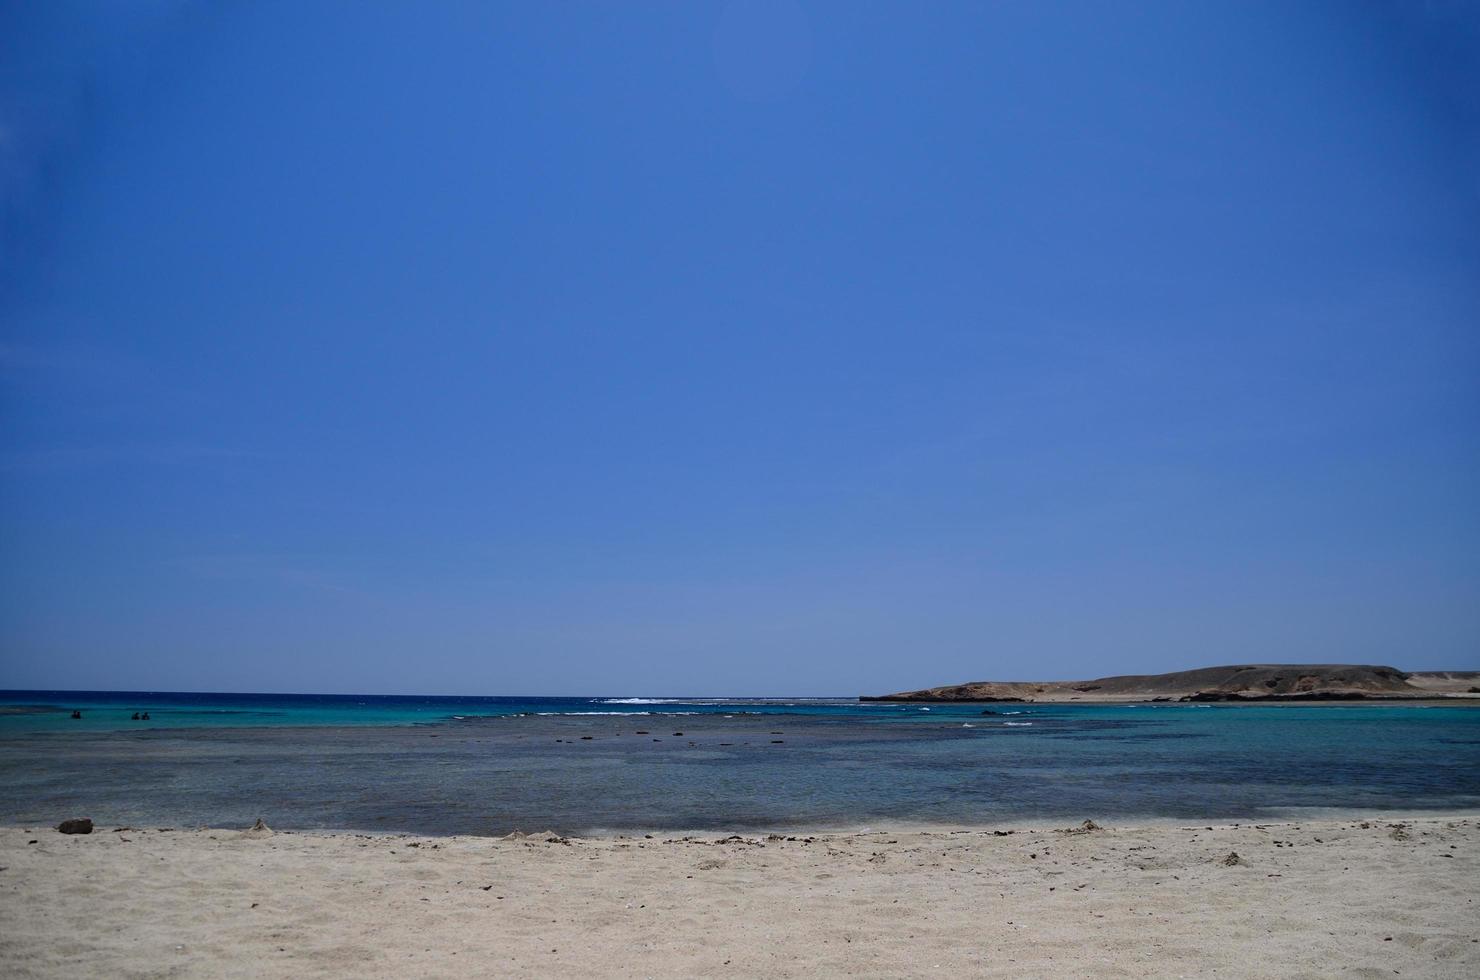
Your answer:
(596, 698), (678, 705)
(1003, 721), (1033, 727)
(535, 711), (701, 717)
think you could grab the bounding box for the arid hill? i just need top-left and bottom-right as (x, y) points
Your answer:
(863, 664), (1480, 703)
(1408, 670), (1480, 694)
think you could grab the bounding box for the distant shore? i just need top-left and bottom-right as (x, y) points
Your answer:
(867, 663), (1480, 703)
(4, 816), (1476, 978)
(862, 694), (1480, 705)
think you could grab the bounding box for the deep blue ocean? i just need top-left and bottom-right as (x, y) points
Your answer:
(2, 690), (1478, 835)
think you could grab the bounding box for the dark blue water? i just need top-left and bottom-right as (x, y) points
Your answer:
(2, 691), (1477, 835)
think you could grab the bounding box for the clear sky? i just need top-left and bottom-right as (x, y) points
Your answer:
(2, 1), (1477, 695)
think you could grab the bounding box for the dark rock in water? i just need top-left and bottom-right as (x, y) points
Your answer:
(70, 710), (82, 719)
(978, 709), (999, 715)
(1183, 690), (1368, 702)
(57, 818), (93, 835)
(861, 692), (1027, 702)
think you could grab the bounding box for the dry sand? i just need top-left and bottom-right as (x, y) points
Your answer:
(2, 816), (1477, 978)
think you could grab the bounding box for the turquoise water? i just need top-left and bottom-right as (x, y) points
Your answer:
(2, 691), (1477, 835)
(0, 691), (887, 733)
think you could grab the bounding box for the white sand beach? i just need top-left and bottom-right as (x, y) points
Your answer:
(2, 815), (1476, 978)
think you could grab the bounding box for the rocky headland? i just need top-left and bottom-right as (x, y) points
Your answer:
(863, 663), (1480, 703)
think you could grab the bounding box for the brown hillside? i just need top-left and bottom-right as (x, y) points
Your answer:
(860, 663), (1471, 703)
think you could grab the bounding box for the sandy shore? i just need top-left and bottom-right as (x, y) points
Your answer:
(2, 816), (1477, 978)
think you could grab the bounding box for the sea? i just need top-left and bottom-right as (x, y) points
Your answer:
(2, 691), (1478, 836)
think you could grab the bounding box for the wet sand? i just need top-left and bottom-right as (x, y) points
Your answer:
(2, 815), (1477, 978)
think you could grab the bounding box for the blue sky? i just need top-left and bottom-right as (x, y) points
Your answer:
(2, 1), (1477, 695)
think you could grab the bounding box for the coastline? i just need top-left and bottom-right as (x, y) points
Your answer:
(862, 664), (1480, 704)
(859, 696), (1480, 706)
(4, 815), (1476, 978)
